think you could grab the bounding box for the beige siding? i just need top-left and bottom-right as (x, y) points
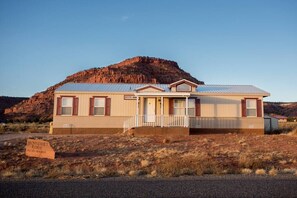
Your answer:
(53, 116), (129, 128)
(54, 93), (136, 117)
(199, 95), (262, 117)
(53, 92), (264, 129)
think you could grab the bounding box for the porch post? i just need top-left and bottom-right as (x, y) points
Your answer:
(161, 96), (164, 127)
(185, 96), (189, 127)
(136, 96), (139, 127)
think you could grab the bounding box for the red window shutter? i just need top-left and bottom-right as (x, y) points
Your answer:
(73, 97), (79, 116)
(89, 98), (94, 115)
(257, 99), (262, 117)
(195, 98), (201, 117)
(241, 99), (246, 117)
(169, 98), (174, 115)
(105, 98), (111, 116)
(57, 97), (62, 115)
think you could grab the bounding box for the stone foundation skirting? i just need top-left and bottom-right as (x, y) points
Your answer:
(132, 127), (189, 137)
(190, 128), (264, 135)
(52, 127), (264, 135)
(52, 128), (122, 135)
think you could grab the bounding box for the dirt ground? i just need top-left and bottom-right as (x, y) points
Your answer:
(1, 132), (297, 179)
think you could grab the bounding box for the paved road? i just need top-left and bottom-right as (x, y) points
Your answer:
(1, 175), (297, 198)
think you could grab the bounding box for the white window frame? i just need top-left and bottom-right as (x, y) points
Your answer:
(246, 99), (257, 117)
(173, 99), (195, 117)
(94, 97), (106, 116)
(176, 83), (192, 92)
(61, 97), (73, 116)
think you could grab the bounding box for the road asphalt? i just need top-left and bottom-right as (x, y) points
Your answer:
(1, 175), (297, 198)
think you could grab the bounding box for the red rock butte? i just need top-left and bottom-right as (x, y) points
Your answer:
(3, 56), (204, 122)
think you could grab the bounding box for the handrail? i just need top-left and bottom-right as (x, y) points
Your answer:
(123, 116), (263, 132)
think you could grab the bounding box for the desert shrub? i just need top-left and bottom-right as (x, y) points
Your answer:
(0, 124), (7, 133)
(241, 168), (253, 175)
(0, 122), (49, 133)
(92, 165), (118, 178)
(46, 167), (63, 178)
(1, 170), (16, 178)
(255, 169), (266, 175)
(25, 169), (44, 177)
(238, 153), (269, 169)
(281, 168), (296, 174)
(268, 167), (278, 176)
(287, 128), (297, 136)
(73, 164), (91, 175)
(277, 122), (297, 134)
(157, 156), (225, 177)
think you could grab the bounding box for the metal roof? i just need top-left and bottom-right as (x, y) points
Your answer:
(56, 83), (171, 92)
(56, 83), (270, 96)
(197, 85), (270, 95)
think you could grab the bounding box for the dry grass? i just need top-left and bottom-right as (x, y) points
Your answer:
(238, 153), (268, 169)
(287, 128), (297, 136)
(281, 168), (296, 174)
(241, 168), (253, 175)
(278, 122), (297, 134)
(1, 133), (297, 179)
(156, 156), (225, 177)
(0, 122), (49, 133)
(140, 159), (150, 168)
(1, 170), (16, 177)
(25, 169), (44, 177)
(268, 167), (278, 176)
(150, 170), (157, 177)
(255, 169), (266, 175)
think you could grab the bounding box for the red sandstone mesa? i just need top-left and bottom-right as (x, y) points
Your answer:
(4, 56), (203, 122)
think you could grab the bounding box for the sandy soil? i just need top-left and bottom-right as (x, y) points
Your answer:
(1, 133), (297, 179)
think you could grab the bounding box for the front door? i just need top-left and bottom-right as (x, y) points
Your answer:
(144, 98), (156, 122)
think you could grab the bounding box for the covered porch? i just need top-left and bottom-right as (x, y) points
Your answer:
(134, 92), (191, 127)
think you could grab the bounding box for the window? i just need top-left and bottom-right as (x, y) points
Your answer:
(94, 98), (105, 116)
(173, 99), (195, 117)
(188, 99), (195, 117)
(174, 99), (185, 115)
(62, 97), (73, 115)
(176, 83), (191, 92)
(246, 99), (257, 117)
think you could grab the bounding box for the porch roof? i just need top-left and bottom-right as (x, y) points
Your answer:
(134, 92), (190, 97)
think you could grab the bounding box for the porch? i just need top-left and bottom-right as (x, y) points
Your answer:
(123, 115), (264, 135)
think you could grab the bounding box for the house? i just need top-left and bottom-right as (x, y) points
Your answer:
(270, 114), (288, 123)
(52, 79), (270, 136)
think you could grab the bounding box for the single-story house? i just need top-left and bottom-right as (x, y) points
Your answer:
(52, 79), (270, 136)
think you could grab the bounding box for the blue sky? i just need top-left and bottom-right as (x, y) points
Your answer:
(0, 0), (296, 102)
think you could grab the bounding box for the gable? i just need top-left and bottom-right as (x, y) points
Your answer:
(169, 79), (198, 92)
(135, 85), (165, 93)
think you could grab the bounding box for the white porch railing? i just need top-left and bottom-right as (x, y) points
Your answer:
(123, 116), (264, 133)
(189, 117), (263, 129)
(123, 115), (188, 133)
(123, 116), (136, 133)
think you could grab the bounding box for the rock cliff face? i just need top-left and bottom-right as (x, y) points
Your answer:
(4, 56), (203, 122)
(0, 96), (28, 122)
(264, 102), (297, 117)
